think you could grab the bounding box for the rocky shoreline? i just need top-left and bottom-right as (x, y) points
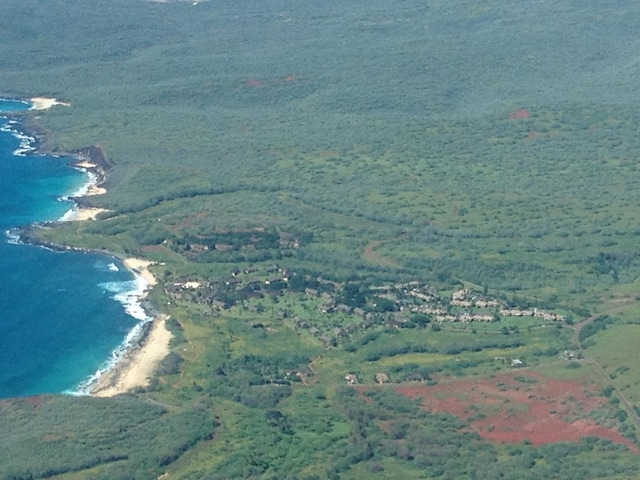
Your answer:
(67, 146), (111, 209)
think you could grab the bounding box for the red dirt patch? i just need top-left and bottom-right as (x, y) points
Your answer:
(396, 371), (637, 451)
(509, 109), (530, 120)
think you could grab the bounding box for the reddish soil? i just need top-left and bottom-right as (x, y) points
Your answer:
(395, 371), (637, 451)
(246, 78), (265, 87)
(509, 109), (530, 120)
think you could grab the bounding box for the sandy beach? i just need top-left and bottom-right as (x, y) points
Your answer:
(123, 258), (158, 287)
(72, 160), (108, 197)
(91, 258), (170, 397)
(71, 207), (109, 221)
(64, 159), (109, 221)
(73, 161), (97, 169)
(91, 314), (172, 397)
(59, 163), (169, 396)
(30, 97), (70, 110)
(17, 98), (172, 397)
(87, 185), (107, 195)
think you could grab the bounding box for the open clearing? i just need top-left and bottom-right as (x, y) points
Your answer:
(395, 371), (636, 450)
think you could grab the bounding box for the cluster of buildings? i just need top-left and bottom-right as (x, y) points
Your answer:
(164, 266), (567, 347)
(412, 288), (565, 324)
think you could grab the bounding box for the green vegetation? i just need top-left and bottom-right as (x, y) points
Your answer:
(3, 0), (640, 477)
(0, 395), (216, 479)
(588, 325), (640, 406)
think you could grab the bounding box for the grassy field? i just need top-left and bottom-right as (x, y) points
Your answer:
(587, 324), (640, 405)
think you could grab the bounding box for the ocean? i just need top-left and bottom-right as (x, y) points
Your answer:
(0, 98), (148, 397)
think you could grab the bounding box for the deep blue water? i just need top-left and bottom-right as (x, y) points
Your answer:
(0, 99), (146, 397)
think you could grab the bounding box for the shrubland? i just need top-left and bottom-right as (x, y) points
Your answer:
(3, 0), (640, 477)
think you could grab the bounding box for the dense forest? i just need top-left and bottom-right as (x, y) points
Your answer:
(2, 0), (640, 478)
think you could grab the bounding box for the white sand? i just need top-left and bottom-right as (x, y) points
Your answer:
(74, 161), (107, 196)
(124, 258), (158, 286)
(87, 185), (107, 196)
(28, 113), (173, 396)
(72, 207), (109, 221)
(30, 97), (70, 110)
(73, 161), (97, 169)
(92, 315), (172, 397)
(63, 160), (108, 221)
(91, 260), (171, 397)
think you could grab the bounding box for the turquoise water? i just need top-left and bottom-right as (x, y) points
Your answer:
(0, 99), (146, 397)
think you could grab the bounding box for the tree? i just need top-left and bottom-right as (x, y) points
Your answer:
(411, 313), (431, 327)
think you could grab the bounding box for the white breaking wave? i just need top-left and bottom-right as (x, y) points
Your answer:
(0, 98), (30, 110)
(65, 170), (97, 199)
(99, 275), (151, 323)
(71, 320), (151, 396)
(93, 260), (121, 273)
(58, 208), (77, 222)
(58, 170), (94, 206)
(72, 271), (152, 395)
(4, 228), (22, 245)
(0, 120), (36, 157)
(0, 121), (36, 156)
(56, 171), (95, 221)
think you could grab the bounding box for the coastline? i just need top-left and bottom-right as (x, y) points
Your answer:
(123, 258), (158, 287)
(66, 207), (109, 221)
(29, 97), (71, 111)
(8, 97), (173, 397)
(89, 259), (172, 397)
(63, 157), (110, 221)
(64, 165), (171, 396)
(90, 313), (172, 397)
(60, 254), (172, 397)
